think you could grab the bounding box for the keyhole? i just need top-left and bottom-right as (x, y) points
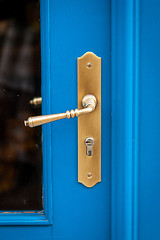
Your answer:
(84, 137), (95, 156)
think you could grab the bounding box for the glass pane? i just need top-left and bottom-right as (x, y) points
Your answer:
(0, 0), (42, 210)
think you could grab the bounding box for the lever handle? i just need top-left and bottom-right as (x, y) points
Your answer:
(24, 94), (97, 128)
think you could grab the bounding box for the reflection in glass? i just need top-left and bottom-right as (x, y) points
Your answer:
(0, 0), (42, 210)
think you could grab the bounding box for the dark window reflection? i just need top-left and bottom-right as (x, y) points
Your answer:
(0, 0), (42, 210)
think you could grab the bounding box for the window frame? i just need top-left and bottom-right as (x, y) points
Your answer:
(0, 0), (53, 225)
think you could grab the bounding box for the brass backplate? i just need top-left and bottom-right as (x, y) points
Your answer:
(78, 52), (101, 187)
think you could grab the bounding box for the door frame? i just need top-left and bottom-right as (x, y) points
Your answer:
(111, 0), (140, 239)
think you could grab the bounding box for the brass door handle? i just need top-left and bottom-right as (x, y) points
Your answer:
(24, 52), (101, 188)
(24, 94), (97, 128)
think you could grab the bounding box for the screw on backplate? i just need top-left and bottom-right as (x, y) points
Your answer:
(87, 173), (92, 178)
(87, 62), (92, 68)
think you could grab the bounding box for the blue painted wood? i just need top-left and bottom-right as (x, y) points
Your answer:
(41, 0), (53, 225)
(50, 0), (111, 239)
(0, 0), (111, 239)
(111, 0), (139, 239)
(2, 0), (159, 239)
(111, 1), (160, 240)
(138, 0), (160, 239)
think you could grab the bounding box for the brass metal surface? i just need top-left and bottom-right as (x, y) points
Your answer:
(24, 94), (97, 127)
(29, 97), (42, 106)
(78, 52), (101, 187)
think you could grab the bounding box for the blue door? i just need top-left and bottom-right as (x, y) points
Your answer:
(0, 0), (159, 239)
(0, 0), (110, 239)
